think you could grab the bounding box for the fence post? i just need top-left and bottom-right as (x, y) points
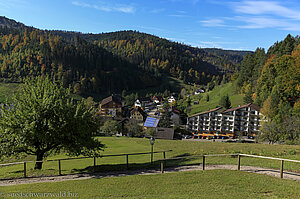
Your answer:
(58, 160), (62, 176)
(161, 160), (164, 173)
(237, 154), (241, 171)
(24, 162), (27, 178)
(280, 160), (284, 178)
(163, 152), (166, 159)
(93, 157), (96, 173)
(126, 155), (129, 169)
(202, 155), (205, 170)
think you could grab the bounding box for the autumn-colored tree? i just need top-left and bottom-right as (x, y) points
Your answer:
(260, 96), (277, 119)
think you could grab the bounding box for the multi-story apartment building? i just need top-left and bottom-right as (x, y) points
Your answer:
(187, 103), (262, 138)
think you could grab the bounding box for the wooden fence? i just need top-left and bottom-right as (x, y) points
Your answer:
(0, 150), (172, 178)
(159, 153), (300, 179)
(1, 152), (299, 179)
(238, 154), (300, 178)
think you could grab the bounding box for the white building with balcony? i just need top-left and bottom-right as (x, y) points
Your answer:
(187, 103), (263, 137)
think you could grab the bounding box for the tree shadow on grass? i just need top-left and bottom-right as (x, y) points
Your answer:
(71, 153), (205, 174)
(0, 153), (235, 180)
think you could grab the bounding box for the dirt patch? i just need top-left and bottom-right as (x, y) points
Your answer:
(0, 164), (299, 186)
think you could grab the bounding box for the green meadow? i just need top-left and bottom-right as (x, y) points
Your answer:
(0, 137), (299, 179)
(0, 170), (299, 199)
(187, 82), (244, 116)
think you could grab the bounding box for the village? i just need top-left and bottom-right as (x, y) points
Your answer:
(97, 89), (263, 141)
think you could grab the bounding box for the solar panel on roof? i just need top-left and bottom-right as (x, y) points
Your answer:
(144, 117), (160, 127)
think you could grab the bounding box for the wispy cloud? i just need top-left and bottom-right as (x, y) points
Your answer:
(199, 19), (227, 27)
(190, 41), (223, 48)
(232, 1), (300, 30)
(233, 1), (300, 20)
(200, 1), (300, 31)
(233, 16), (300, 31)
(72, 1), (136, 14)
(168, 10), (190, 17)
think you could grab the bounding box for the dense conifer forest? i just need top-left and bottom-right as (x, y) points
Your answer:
(0, 16), (250, 96)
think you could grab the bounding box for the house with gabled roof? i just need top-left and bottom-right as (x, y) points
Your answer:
(98, 94), (125, 117)
(130, 107), (147, 122)
(153, 96), (164, 104)
(168, 96), (176, 103)
(194, 89), (205, 95)
(134, 97), (152, 108)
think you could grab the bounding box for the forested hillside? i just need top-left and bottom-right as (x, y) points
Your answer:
(236, 34), (300, 143)
(81, 31), (249, 85)
(0, 19), (160, 96)
(0, 16), (250, 96)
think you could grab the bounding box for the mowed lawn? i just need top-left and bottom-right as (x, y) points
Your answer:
(0, 170), (300, 199)
(0, 137), (300, 179)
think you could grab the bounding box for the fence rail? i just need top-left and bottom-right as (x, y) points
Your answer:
(0, 150), (172, 178)
(159, 154), (238, 173)
(159, 153), (300, 179)
(1, 152), (299, 179)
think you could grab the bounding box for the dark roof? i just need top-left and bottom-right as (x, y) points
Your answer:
(155, 128), (174, 140)
(222, 103), (261, 113)
(189, 107), (224, 117)
(188, 103), (261, 118)
(101, 95), (124, 106)
(137, 97), (151, 102)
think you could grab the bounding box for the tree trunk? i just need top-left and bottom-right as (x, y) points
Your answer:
(34, 152), (44, 170)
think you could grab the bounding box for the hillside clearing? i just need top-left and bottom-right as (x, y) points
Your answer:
(186, 82), (244, 116)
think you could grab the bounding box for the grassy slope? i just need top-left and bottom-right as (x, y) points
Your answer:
(1, 137), (300, 179)
(0, 170), (299, 198)
(187, 82), (243, 116)
(0, 83), (22, 103)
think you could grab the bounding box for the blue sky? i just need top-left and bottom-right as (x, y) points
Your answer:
(0, 0), (300, 50)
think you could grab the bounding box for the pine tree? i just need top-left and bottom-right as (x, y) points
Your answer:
(206, 94), (210, 102)
(243, 90), (253, 104)
(219, 94), (231, 109)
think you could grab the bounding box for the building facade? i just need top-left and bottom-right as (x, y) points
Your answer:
(98, 95), (124, 117)
(187, 103), (262, 138)
(134, 97), (152, 108)
(130, 107), (147, 122)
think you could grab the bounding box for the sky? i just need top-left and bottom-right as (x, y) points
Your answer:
(0, 0), (300, 51)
